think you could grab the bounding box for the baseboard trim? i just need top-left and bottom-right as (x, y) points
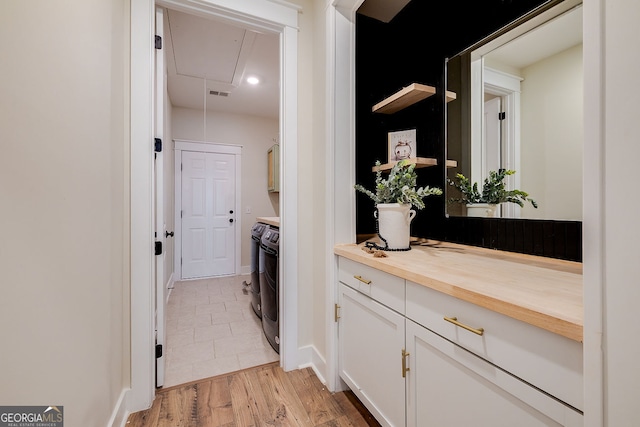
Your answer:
(240, 265), (251, 276)
(297, 344), (327, 386)
(108, 388), (130, 427)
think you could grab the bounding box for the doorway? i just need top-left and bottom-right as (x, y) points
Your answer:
(470, 61), (523, 219)
(157, 5), (284, 389)
(128, 0), (300, 410)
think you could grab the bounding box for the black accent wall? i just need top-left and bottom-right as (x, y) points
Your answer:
(354, 0), (582, 262)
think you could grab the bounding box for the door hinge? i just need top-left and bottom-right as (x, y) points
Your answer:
(154, 138), (162, 153)
(155, 35), (162, 49)
(334, 303), (341, 322)
(155, 241), (162, 256)
(498, 111), (506, 120)
(156, 344), (163, 358)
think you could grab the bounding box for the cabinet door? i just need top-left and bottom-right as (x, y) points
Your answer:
(338, 283), (405, 427)
(405, 320), (583, 427)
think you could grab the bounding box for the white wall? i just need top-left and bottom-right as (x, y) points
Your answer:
(0, 0), (129, 426)
(520, 44), (583, 220)
(309, 0), (329, 368)
(292, 0), (325, 362)
(592, 0), (640, 424)
(171, 107), (279, 271)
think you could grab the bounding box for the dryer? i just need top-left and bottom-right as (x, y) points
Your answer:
(259, 225), (280, 353)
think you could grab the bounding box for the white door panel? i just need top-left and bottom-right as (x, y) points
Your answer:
(484, 96), (502, 175)
(181, 150), (236, 279)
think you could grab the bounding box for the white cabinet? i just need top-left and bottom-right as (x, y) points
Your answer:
(337, 255), (583, 427)
(405, 280), (584, 413)
(338, 283), (405, 427)
(405, 319), (583, 427)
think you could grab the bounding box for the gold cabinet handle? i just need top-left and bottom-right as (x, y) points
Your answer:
(354, 275), (372, 285)
(443, 316), (484, 336)
(401, 349), (410, 378)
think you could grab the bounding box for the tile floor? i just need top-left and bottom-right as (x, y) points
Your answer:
(162, 274), (279, 388)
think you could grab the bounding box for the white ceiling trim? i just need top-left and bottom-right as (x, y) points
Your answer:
(157, 0), (298, 32)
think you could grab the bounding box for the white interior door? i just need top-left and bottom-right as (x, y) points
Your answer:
(154, 6), (166, 388)
(181, 150), (236, 279)
(483, 96), (502, 177)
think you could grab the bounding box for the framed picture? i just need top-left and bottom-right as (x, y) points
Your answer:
(388, 129), (417, 162)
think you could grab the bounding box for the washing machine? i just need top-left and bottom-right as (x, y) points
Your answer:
(259, 225), (280, 353)
(249, 222), (268, 318)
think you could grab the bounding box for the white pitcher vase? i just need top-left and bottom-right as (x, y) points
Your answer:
(466, 203), (498, 218)
(375, 203), (416, 250)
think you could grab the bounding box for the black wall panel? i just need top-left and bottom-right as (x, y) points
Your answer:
(354, 0), (582, 262)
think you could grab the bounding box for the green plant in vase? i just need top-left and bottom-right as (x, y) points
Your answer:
(354, 160), (443, 210)
(354, 160), (442, 250)
(447, 169), (537, 217)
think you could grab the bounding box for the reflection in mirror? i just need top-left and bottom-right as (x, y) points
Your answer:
(446, 0), (583, 220)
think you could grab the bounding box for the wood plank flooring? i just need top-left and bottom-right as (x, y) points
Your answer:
(127, 362), (381, 427)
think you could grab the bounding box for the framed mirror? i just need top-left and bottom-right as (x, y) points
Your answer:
(445, 0), (583, 220)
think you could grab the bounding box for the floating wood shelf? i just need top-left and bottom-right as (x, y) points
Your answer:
(372, 83), (458, 114)
(372, 157), (458, 172)
(372, 83), (435, 114)
(445, 90), (457, 103)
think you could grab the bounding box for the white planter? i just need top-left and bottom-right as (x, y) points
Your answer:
(375, 203), (416, 250)
(466, 203), (498, 218)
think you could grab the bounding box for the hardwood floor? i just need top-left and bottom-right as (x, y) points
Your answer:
(127, 362), (381, 427)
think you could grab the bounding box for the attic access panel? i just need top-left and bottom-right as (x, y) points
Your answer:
(167, 9), (255, 89)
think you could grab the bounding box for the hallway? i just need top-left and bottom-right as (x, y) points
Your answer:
(163, 275), (279, 388)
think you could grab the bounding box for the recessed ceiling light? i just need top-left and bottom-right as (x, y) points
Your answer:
(246, 76), (260, 85)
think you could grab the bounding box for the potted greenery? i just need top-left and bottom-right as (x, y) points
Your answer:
(447, 169), (537, 217)
(354, 159), (442, 250)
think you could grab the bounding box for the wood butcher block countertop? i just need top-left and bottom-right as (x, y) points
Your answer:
(256, 217), (280, 227)
(334, 239), (583, 342)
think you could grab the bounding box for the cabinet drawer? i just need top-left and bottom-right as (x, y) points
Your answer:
(406, 281), (583, 412)
(338, 257), (405, 314)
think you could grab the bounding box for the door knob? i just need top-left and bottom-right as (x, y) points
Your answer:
(229, 218), (234, 223)
(229, 210), (234, 214)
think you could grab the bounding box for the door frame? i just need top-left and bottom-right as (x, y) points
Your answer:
(470, 61), (523, 218)
(154, 6), (167, 388)
(129, 0), (300, 411)
(174, 140), (242, 280)
(483, 67), (522, 218)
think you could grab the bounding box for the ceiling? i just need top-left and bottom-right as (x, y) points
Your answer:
(162, 2), (580, 120)
(485, 5), (583, 69)
(163, 8), (280, 120)
(163, 0), (404, 121)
